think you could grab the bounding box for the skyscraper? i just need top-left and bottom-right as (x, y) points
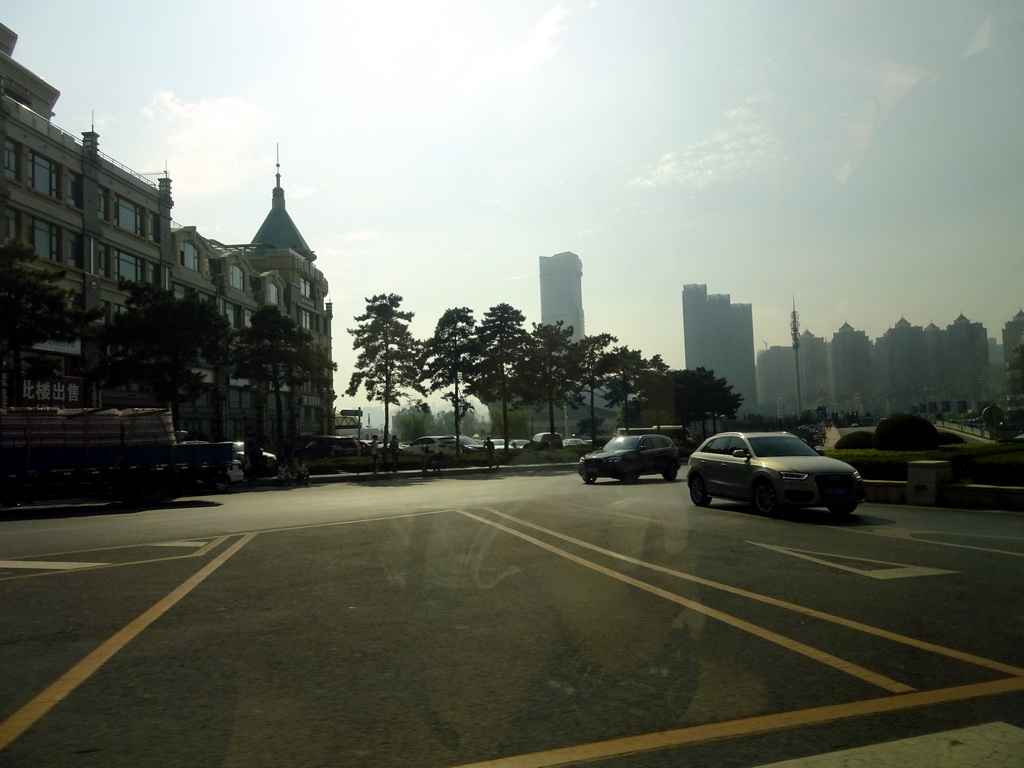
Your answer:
(681, 284), (757, 413)
(539, 251), (585, 341)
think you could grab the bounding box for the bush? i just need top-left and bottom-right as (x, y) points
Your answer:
(834, 431), (875, 450)
(874, 414), (939, 451)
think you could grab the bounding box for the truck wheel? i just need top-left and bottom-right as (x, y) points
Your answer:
(213, 473), (232, 493)
(136, 477), (167, 505)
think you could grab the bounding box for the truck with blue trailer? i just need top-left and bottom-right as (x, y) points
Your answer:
(0, 407), (241, 507)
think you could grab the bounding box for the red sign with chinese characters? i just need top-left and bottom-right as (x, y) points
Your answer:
(20, 377), (86, 407)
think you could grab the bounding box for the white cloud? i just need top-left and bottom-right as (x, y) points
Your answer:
(143, 91), (268, 197)
(628, 91), (784, 189)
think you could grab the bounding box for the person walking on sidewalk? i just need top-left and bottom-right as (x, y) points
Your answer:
(369, 435), (381, 474)
(389, 434), (400, 473)
(484, 436), (496, 469)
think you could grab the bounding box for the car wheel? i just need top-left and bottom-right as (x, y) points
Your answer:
(752, 480), (779, 515)
(688, 474), (711, 506)
(583, 475), (597, 484)
(827, 503), (857, 515)
(662, 463), (678, 481)
(213, 473), (231, 494)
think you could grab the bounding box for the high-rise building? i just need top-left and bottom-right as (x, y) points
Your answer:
(829, 323), (873, 414)
(682, 284), (756, 413)
(539, 251), (584, 341)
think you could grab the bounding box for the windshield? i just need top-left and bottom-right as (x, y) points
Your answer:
(747, 435), (820, 458)
(602, 436), (640, 450)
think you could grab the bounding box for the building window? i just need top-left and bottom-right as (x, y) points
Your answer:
(229, 264), (245, 290)
(32, 218), (59, 261)
(94, 243), (109, 277)
(4, 139), (21, 181)
(116, 250), (142, 283)
(149, 211), (161, 243)
(180, 242), (199, 271)
(300, 309), (312, 329)
(65, 172), (83, 208)
(266, 283), (280, 305)
(116, 197), (143, 235)
(3, 208), (18, 243)
(300, 277), (312, 298)
(67, 232), (84, 269)
(223, 301), (241, 328)
(243, 308), (253, 327)
(97, 188), (109, 220)
(30, 152), (58, 197)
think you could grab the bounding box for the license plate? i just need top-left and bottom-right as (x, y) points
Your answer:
(824, 486), (848, 497)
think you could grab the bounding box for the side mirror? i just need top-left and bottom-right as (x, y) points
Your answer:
(731, 448), (749, 458)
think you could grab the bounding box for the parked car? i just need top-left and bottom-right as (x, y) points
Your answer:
(578, 434), (680, 483)
(404, 435), (484, 456)
(686, 431), (864, 515)
(300, 435), (362, 459)
(563, 437), (588, 446)
(530, 432), (563, 449)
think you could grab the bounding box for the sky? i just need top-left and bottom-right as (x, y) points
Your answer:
(6, 0), (1024, 422)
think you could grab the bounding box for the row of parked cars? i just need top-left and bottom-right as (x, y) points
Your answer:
(578, 431), (865, 516)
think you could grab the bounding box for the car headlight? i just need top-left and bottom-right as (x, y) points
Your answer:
(852, 470), (862, 480)
(778, 471), (809, 481)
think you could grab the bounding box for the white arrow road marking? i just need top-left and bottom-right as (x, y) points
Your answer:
(0, 560), (108, 570)
(749, 542), (958, 580)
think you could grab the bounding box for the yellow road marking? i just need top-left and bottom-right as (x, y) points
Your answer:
(0, 533), (255, 752)
(449, 676), (1024, 768)
(481, 508), (1024, 678)
(458, 510), (913, 693)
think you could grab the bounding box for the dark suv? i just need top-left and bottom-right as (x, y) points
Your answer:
(300, 435), (361, 459)
(578, 434), (680, 483)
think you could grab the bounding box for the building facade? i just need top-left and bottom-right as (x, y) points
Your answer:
(1, 24), (333, 446)
(681, 284), (757, 414)
(539, 251), (585, 341)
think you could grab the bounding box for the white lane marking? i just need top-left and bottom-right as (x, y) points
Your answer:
(749, 542), (958, 580)
(755, 721), (1024, 767)
(0, 560), (108, 570)
(147, 541), (209, 548)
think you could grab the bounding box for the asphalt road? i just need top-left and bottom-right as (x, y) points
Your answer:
(2, 469), (1023, 767)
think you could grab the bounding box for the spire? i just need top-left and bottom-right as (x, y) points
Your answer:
(251, 147), (315, 260)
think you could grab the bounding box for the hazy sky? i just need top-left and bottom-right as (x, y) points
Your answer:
(6, 1), (1024, 419)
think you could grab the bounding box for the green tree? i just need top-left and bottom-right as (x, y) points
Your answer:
(517, 322), (583, 435)
(471, 303), (530, 453)
(636, 354), (672, 427)
(421, 307), (479, 456)
(96, 283), (231, 431)
(671, 367), (742, 439)
(234, 306), (332, 449)
(392, 402), (432, 441)
(0, 242), (100, 406)
(602, 346), (646, 430)
(346, 294), (423, 443)
(576, 332), (618, 445)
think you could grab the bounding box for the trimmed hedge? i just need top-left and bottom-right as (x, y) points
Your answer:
(874, 414), (939, 451)
(834, 431), (875, 450)
(827, 441), (1024, 486)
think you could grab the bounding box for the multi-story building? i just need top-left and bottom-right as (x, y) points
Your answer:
(1, 23), (333, 445)
(539, 251), (585, 341)
(829, 323), (873, 416)
(681, 284), (756, 413)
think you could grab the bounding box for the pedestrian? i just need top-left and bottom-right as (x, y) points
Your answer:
(390, 434), (400, 472)
(369, 435), (380, 474)
(484, 436), (496, 469)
